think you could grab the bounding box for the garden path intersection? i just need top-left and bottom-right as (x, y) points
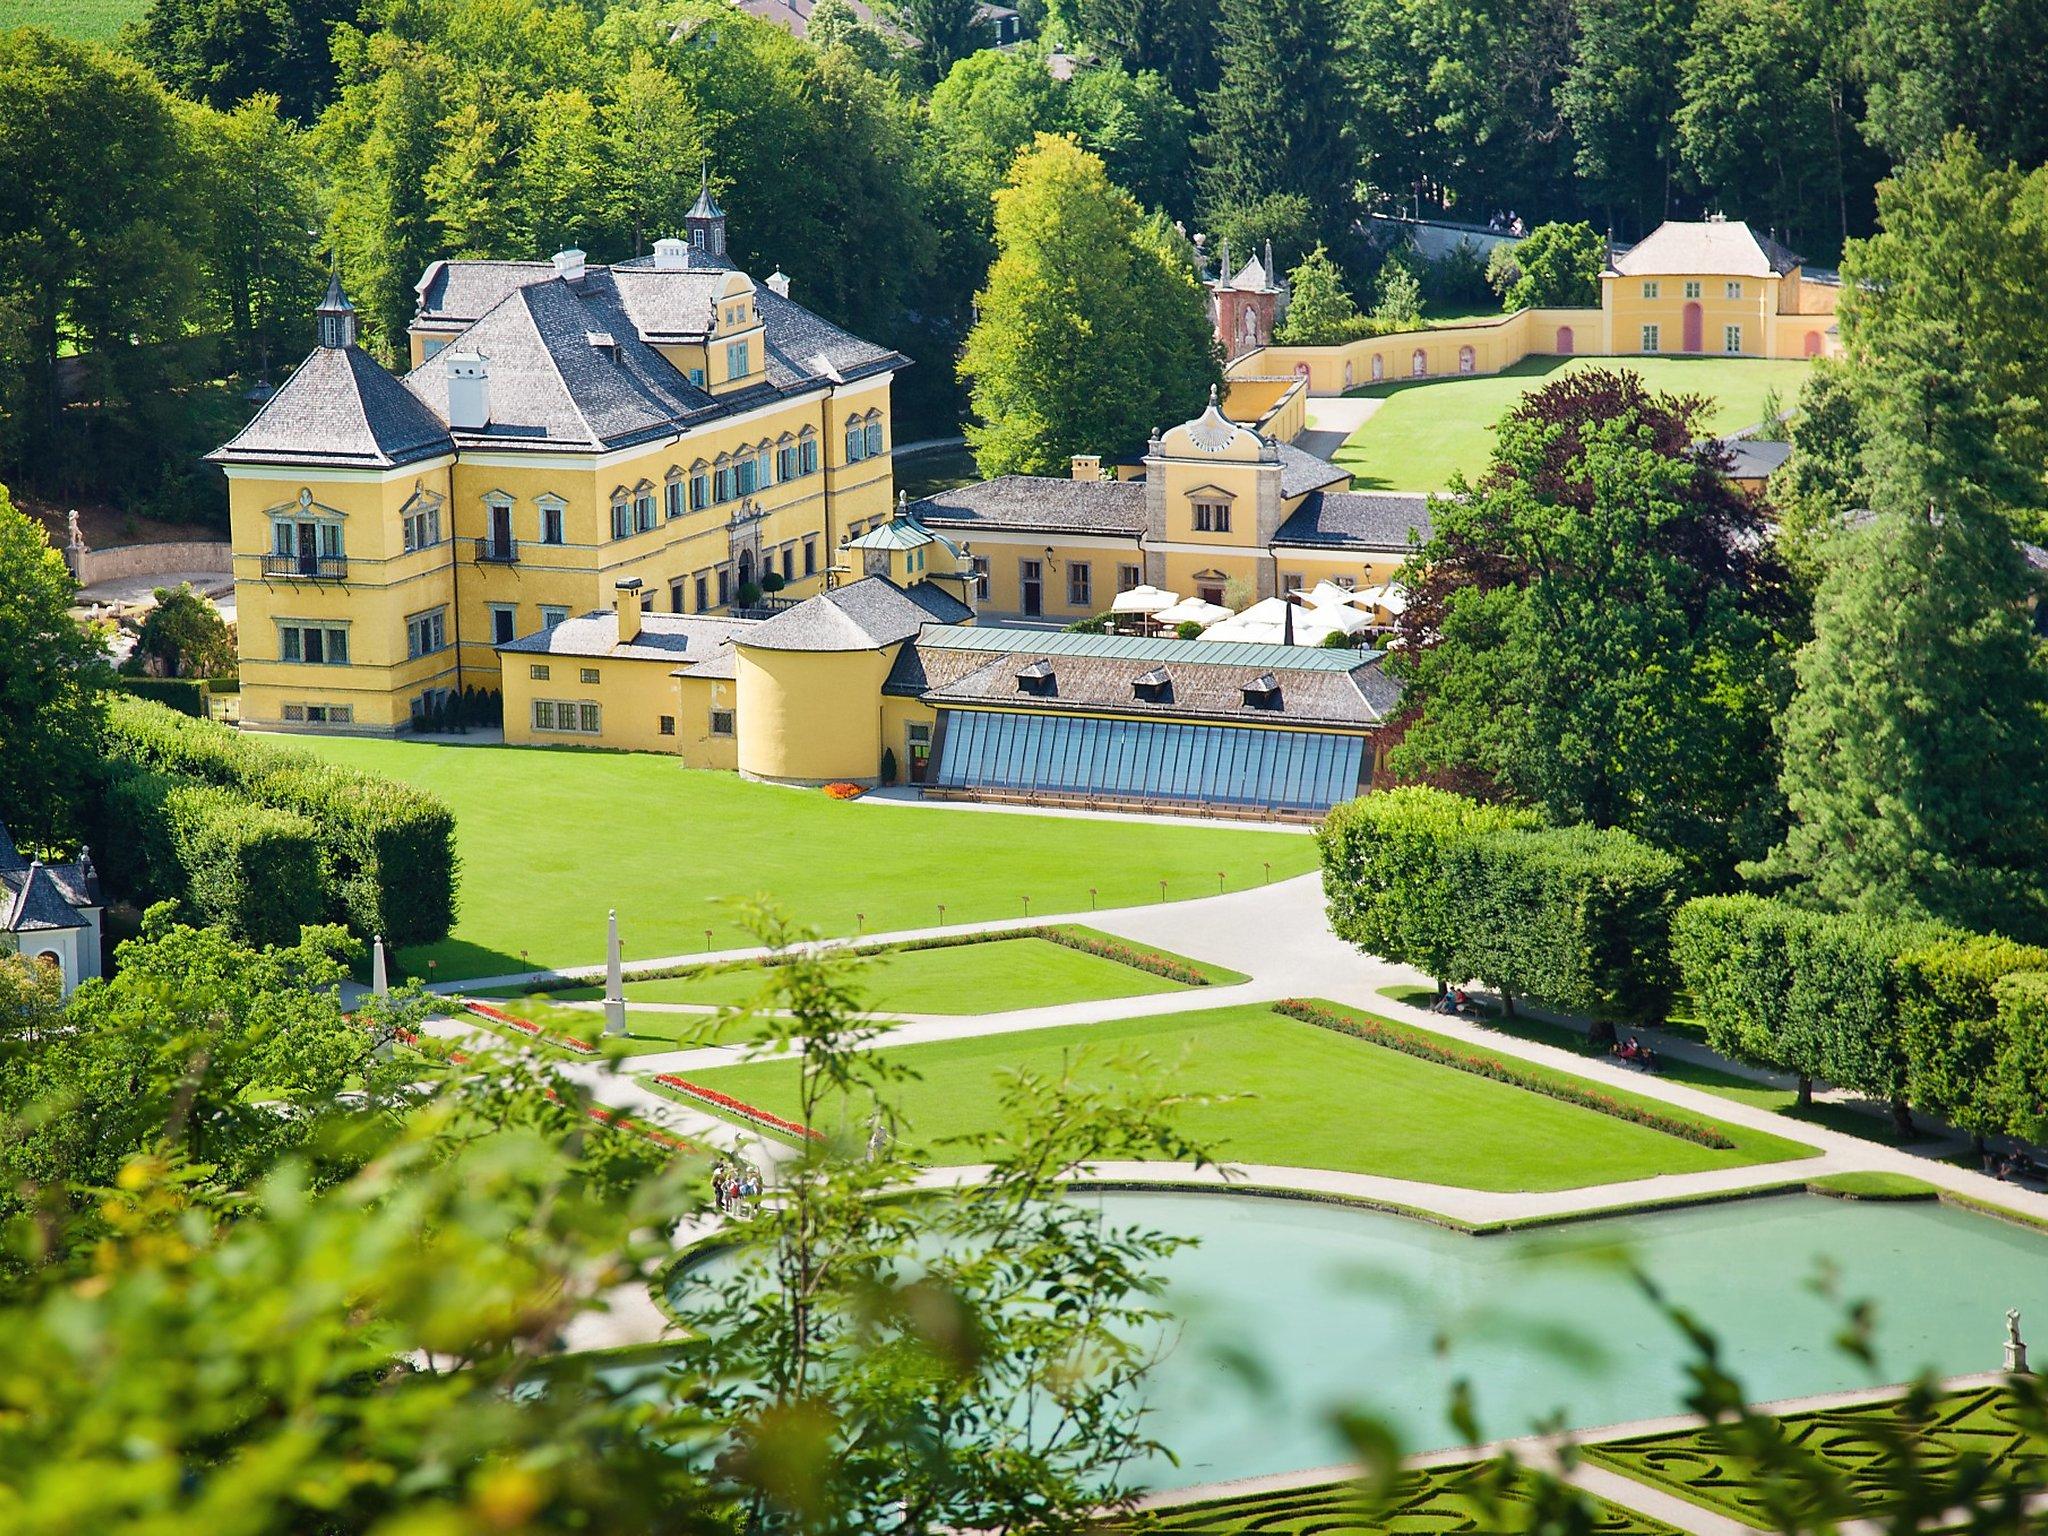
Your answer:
(404, 874), (2048, 1528)
(414, 872), (2048, 1231)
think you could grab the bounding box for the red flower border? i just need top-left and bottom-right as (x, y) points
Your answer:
(652, 1073), (824, 1142)
(463, 998), (599, 1055)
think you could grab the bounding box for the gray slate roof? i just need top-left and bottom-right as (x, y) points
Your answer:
(1273, 491), (1434, 551)
(1610, 220), (1803, 278)
(209, 346), (454, 469)
(740, 576), (971, 653)
(497, 610), (753, 674)
(1, 862), (87, 933)
(912, 477), (1147, 538)
(895, 634), (1399, 728)
(1716, 438), (1794, 479)
(406, 275), (718, 453)
(1277, 441), (1350, 498)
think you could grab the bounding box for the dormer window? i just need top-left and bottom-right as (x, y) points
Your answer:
(1132, 666), (1171, 702)
(1242, 672), (1280, 707)
(1016, 658), (1056, 696)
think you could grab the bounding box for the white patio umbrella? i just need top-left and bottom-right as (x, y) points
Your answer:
(1110, 583), (1180, 615)
(1290, 579), (1361, 609)
(1153, 597), (1232, 629)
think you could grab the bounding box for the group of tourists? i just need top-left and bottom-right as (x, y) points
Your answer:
(1430, 987), (1479, 1017)
(1610, 1034), (1662, 1073)
(710, 1158), (761, 1216)
(1985, 1148), (2046, 1184)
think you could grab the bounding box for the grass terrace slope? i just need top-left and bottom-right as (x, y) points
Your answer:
(651, 1002), (1813, 1189)
(0, 1), (147, 39)
(290, 738), (1316, 980)
(1337, 355), (1810, 490)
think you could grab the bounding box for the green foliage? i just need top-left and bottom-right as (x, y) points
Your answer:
(1492, 221), (1603, 309)
(1774, 358), (1870, 582)
(1555, 0), (1689, 238)
(102, 696), (457, 943)
(1275, 243), (1362, 344)
(959, 135), (1220, 476)
(1206, 191), (1318, 278)
(1318, 786), (1540, 986)
(1197, 0), (1355, 262)
(134, 582), (235, 678)
(0, 483), (106, 848)
(1369, 260), (1423, 330)
(1855, 0), (2048, 167)
(162, 781), (324, 944)
(1672, 894), (1935, 1102)
(1894, 935), (2048, 1139)
(127, 0), (358, 120)
(1991, 971), (2048, 1142)
(108, 676), (209, 716)
(878, 0), (985, 82)
(1391, 369), (1798, 884)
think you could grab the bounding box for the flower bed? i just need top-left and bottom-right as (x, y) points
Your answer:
(1274, 999), (1735, 1149)
(463, 998), (599, 1056)
(1040, 927), (1212, 986)
(652, 1073), (824, 1142)
(821, 781), (865, 800)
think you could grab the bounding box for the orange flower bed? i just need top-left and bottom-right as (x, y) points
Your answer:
(821, 781), (866, 800)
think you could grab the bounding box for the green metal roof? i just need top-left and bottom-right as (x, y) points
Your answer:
(917, 624), (1381, 672)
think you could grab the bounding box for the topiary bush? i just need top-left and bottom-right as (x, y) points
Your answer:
(102, 697), (457, 944)
(109, 676), (208, 717)
(162, 782), (323, 946)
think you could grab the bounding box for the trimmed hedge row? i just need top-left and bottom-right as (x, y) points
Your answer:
(93, 763), (324, 945)
(100, 697), (457, 944)
(1319, 788), (1683, 1020)
(1274, 999), (1736, 1149)
(110, 676), (210, 717)
(1674, 894), (2048, 1140)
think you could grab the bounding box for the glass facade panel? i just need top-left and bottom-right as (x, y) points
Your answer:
(928, 710), (1365, 813)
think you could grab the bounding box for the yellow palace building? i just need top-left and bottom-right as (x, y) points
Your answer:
(209, 184), (905, 734)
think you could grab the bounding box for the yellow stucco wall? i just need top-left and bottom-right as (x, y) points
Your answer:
(959, 531), (1146, 618)
(498, 645), (741, 767)
(733, 643), (898, 783)
(1600, 272), (1789, 357)
(1239, 308), (1598, 395)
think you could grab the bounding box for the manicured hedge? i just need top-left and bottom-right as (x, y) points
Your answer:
(1274, 999), (1735, 1148)
(102, 697), (457, 944)
(110, 676), (208, 717)
(89, 762), (323, 946)
(1319, 788), (1682, 1019)
(1992, 972), (2048, 1142)
(1896, 934), (2048, 1140)
(162, 783), (324, 946)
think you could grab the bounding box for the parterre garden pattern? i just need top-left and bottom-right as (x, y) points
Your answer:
(1582, 1386), (2048, 1523)
(1110, 1461), (1680, 1535)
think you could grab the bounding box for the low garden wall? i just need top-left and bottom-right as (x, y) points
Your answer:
(67, 539), (232, 587)
(1231, 306), (1601, 396)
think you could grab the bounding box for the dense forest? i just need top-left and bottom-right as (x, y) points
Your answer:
(0, 0), (2040, 523)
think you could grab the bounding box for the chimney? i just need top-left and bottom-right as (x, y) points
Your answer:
(551, 247), (587, 283)
(766, 268), (790, 299)
(615, 577), (644, 644)
(652, 237), (689, 271)
(1070, 453), (1101, 481)
(445, 351), (490, 431)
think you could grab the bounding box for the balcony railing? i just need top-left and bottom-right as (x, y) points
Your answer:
(262, 552), (347, 581)
(474, 537), (519, 564)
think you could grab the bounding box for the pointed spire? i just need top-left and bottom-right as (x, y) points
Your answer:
(689, 158), (723, 220)
(686, 160), (727, 258)
(316, 259), (357, 350)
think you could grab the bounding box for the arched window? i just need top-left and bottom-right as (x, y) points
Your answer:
(863, 410), (884, 460)
(1342, 360), (1354, 390)
(1457, 345), (1475, 374)
(1370, 354), (1384, 382)
(1410, 348), (1427, 377)
(798, 426), (819, 476)
(665, 467), (686, 519)
(845, 415), (867, 463)
(1554, 325), (1574, 354)
(609, 489), (631, 540)
(1804, 329), (1823, 357)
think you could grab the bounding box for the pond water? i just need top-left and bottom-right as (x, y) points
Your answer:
(1112, 1190), (2048, 1489)
(668, 1189), (2048, 1492)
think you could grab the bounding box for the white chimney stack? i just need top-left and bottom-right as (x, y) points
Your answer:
(652, 237), (689, 271)
(445, 351), (490, 431)
(766, 268), (790, 298)
(551, 247), (587, 282)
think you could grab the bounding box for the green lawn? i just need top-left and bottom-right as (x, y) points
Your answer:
(0, 0), (146, 40)
(1377, 985), (1949, 1150)
(481, 927), (1240, 1016)
(458, 996), (753, 1058)
(648, 1002), (1813, 1189)
(1114, 1460), (1678, 1535)
(1336, 354), (1811, 490)
(288, 738), (1316, 980)
(1583, 1386), (2048, 1526)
